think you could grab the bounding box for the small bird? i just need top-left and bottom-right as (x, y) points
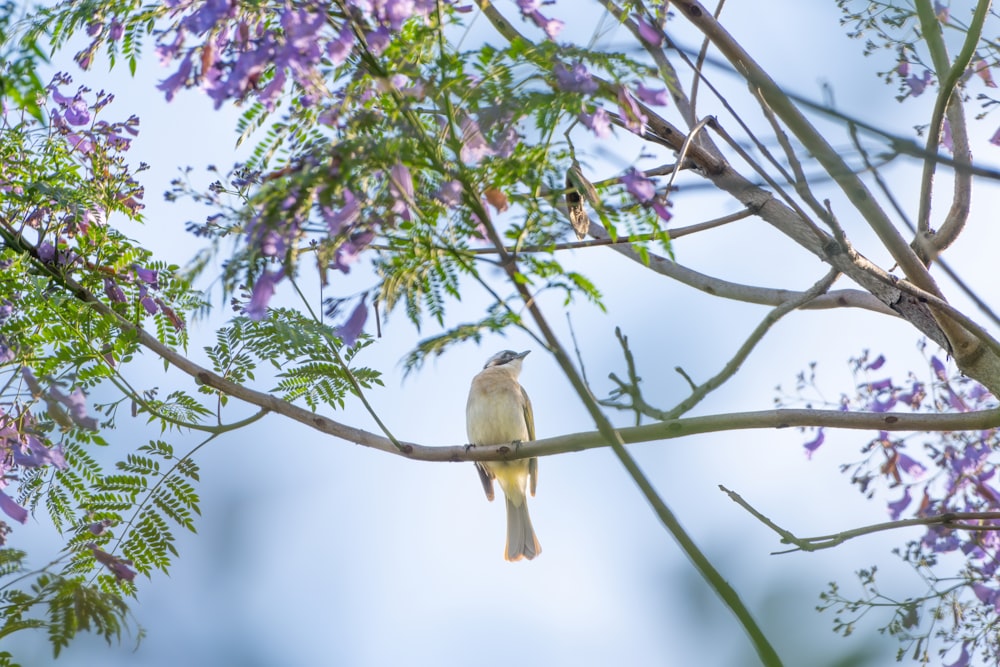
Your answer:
(466, 349), (541, 561)
(565, 161), (600, 240)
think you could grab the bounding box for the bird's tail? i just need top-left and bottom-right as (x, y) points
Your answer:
(504, 495), (541, 561)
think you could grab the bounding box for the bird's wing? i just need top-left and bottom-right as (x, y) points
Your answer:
(475, 462), (495, 502)
(521, 385), (535, 441)
(528, 457), (538, 497)
(522, 384), (538, 496)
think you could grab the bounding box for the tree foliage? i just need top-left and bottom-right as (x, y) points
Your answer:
(1, 0), (1000, 664)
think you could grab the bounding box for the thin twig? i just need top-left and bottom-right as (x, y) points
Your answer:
(722, 485), (1000, 553)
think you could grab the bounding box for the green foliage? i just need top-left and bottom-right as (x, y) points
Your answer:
(207, 310), (383, 411)
(1, 0), (679, 661)
(0, 570), (135, 659)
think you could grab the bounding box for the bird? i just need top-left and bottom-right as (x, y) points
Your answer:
(565, 161), (599, 240)
(466, 349), (541, 561)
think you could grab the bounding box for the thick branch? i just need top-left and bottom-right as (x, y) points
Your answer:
(913, 0), (985, 251)
(673, 1), (936, 292)
(584, 206), (894, 314)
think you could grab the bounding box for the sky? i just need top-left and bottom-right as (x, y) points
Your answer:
(7, 2), (1000, 666)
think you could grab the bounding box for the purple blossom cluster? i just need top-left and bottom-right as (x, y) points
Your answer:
(0, 369), (97, 532)
(147, 0), (442, 109)
(896, 47), (1000, 148)
(551, 58), (668, 140)
(6, 78), (183, 333)
(46, 74), (141, 185)
(792, 349), (1000, 659)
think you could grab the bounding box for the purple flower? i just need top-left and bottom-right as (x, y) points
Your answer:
(385, 0), (416, 30)
(459, 116), (496, 164)
(943, 643), (970, 667)
(156, 30), (186, 65)
(75, 48), (93, 70)
(37, 241), (56, 263)
(366, 27), (391, 56)
(328, 24), (355, 65)
(897, 380), (925, 408)
(870, 393), (898, 413)
(651, 200), (672, 223)
(0, 491), (27, 524)
(103, 278), (127, 303)
(973, 57), (997, 87)
(436, 180), (464, 208)
(389, 163), (414, 221)
(333, 230), (375, 273)
(65, 133), (94, 154)
(88, 519), (113, 536)
(47, 386), (98, 430)
(897, 59), (909, 77)
(336, 296), (368, 347)
(897, 453), (926, 478)
(322, 190), (360, 236)
(182, 0), (232, 35)
(636, 15), (663, 46)
(526, 11), (563, 39)
(635, 83), (668, 106)
(109, 19), (124, 41)
(260, 229), (285, 257)
(931, 355), (947, 380)
(803, 428), (825, 458)
(905, 70), (932, 97)
(493, 123), (519, 158)
(863, 378), (893, 392)
(133, 265), (159, 288)
(138, 284), (158, 315)
(617, 86), (647, 134)
(934, 1), (949, 23)
(554, 62), (598, 94)
(620, 168), (656, 202)
(865, 354), (886, 370)
(887, 487), (912, 520)
(12, 435), (67, 469)
(63, 98), (91, 126)
(580, 107), (611, 138)
(246, 269), (283, 321)
(158, 53), (193, 101)
(991, 125), (1000, 147)
(89, 543), (136, 582)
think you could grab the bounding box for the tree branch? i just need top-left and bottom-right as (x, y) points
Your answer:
(722, 485), (1000, 553)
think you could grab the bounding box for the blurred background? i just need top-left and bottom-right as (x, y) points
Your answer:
(7, 2), (1000, 665)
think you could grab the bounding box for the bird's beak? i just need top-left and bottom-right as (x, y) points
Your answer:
(516, 350), (531, 359)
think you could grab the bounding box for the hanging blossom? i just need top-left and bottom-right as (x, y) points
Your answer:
(635, 15), (663, 47)
(617, 86), (647, 134)
(335, 295), (368, 346)
(620, 168), (671, 222)
(246, 268), (284, 321)
(152, 0), (445, 109)
(516, 0), (563, 39)
(579, 107), (611, 138)
(554, 62), (598, 94)
(0, 372), (85, 527)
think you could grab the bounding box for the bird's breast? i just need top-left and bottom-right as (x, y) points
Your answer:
(466, 375), (530, 445)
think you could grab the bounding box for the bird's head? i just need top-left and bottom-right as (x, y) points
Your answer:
(483, 349), (530, 371)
